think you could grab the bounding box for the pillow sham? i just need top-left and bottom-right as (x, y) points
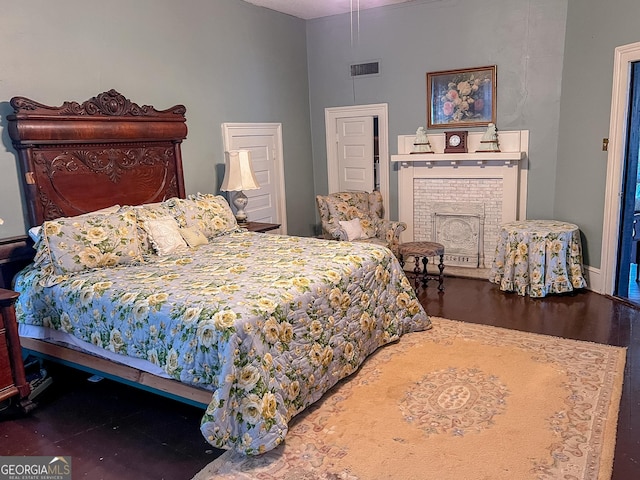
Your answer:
(169, 193), (239, 239)
(142, 216), (188, 255)
(28, 204), (121, 244)
(39, 208), (143, 276)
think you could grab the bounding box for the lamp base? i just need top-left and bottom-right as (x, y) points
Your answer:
(232, 190), (249, 224)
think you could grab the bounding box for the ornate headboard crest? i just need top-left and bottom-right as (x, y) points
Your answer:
(10, 89), (186, 118)
(8, 90), (188, 226)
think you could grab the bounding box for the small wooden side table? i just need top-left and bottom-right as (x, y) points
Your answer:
(244, 222), (281, 233)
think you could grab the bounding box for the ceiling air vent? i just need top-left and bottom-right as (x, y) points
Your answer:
(350, 61), (380, 77)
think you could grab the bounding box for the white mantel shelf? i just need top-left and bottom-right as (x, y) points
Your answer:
(391, 151), (525, 166)
(395, 129), (530, 244)
(394, 130), (528, 164)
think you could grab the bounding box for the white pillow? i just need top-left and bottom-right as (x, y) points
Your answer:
(143, 217), (188, 255)
(28, 225), (43, 243)
(339, 218), (366, 241)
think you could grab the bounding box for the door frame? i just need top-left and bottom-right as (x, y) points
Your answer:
(325, 103), (389, 219)
(601, 41), (640, 295)
(221, 122), (287, 234)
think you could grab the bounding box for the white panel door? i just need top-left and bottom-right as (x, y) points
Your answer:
(222, 123), (286, 234)
(325, 104), (389, 219)
(336, 116), (374, 192)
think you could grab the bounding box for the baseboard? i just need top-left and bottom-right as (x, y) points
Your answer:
(583, 265), (603, 294)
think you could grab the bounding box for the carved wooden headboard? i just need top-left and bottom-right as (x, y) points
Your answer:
(8, 89), (187, 227)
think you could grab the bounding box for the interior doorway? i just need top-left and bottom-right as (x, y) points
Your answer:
(324, 104), (389, 219)
(602, 41), (640, 299)
(614, 61), (640, 302)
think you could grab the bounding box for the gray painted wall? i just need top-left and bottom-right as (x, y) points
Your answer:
(306, 0), (567, 232)
(2, 0), (638, 271)
(556, 0), (640, 267)
(0, 0), (315, 237)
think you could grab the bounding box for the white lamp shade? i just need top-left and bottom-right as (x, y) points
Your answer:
(221, 150), (260, 192)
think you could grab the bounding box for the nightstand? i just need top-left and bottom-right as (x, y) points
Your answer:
(0, 288), (34, 413)
(244, 222), (281, 233)
(0, 235), (35, 289)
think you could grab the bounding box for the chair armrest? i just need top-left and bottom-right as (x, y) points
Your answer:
(377, 220), (406, 256)
(321, 221), (349, 241)
(376, 220), (407, 241)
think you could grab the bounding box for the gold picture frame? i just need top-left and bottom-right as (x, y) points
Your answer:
(427, 65), (497, 129)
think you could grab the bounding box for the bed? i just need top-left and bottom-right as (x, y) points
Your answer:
(6, 90), (430, 455)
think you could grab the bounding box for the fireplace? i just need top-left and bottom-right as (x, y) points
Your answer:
(391, 130), (528, 271)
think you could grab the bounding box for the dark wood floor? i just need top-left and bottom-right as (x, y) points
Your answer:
(1, 276), (639, 480)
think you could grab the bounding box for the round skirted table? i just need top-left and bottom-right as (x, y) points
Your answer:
(490, 220), (587, 297)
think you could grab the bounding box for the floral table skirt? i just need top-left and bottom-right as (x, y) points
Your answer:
(490, 220), (587, 297)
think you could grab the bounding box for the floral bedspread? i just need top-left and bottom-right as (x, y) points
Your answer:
(14, 232), (430, 454)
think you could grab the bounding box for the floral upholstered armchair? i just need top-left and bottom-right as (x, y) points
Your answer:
(315, 191), (406, 255)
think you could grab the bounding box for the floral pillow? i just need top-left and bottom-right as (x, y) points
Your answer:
(28, 204), (121, 244)
(168, 193), (239, 239)
(39, 208), (143, 277)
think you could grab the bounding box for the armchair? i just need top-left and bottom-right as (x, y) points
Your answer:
(315, 191), (406, 255)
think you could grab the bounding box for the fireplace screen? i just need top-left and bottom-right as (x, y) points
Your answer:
(432, 203), (485, 268)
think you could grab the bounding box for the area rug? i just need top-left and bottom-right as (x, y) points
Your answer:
(192, 317), (626, 480)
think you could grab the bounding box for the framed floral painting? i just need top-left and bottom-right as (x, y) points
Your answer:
(427, 65), (496, 128)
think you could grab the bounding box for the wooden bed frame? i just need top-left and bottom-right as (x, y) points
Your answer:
(5, 90), (212, 407)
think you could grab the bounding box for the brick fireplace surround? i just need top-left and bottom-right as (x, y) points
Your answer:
(391, 130), (529, 272)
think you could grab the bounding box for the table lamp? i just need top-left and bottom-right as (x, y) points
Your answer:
(221, 150), (260, 225)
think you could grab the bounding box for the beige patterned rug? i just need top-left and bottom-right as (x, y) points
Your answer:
(193, 317), (626, 480)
